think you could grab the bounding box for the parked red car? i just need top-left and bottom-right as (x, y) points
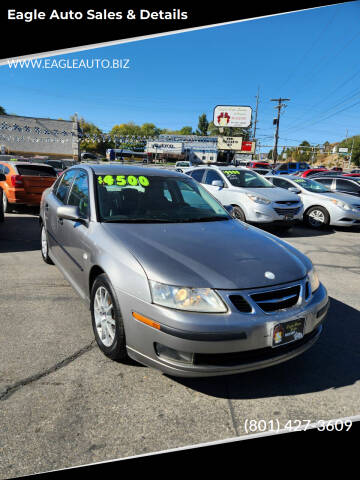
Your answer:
(300, 168), (329, 178)
(249, 161), (271, 169)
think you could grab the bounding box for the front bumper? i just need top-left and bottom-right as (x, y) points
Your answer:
(329, 206), (360, 226)
(117, 280), (329, 377)
(245, 203), (304, 224)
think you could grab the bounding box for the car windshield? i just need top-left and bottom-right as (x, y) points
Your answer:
(222, 169), (274, 188)
(292, 177), (331, 193)
(95, 174), (230, 223)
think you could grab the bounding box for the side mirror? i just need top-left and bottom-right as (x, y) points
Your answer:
(224, 205), (235, 217)
(288, 187), (301, 194)
(211, 180), (224, 188)
(0, 173), (5, 181)
(57, 205), (84, 222)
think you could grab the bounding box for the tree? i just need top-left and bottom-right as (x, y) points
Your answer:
(178, 126), (193, 135)
(0, 106), (6, 115)
(72, 116), (109, 154)
(110, 122), (142, 137)
(140, 123), (161, 137)
(196, 114), (209, 136)
(338, 135), (360, 167)
(293, 140), (312, 163)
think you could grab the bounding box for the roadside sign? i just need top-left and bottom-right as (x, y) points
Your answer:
(240, 141), (256, 153)
(146, 141), (183, 154)
(338, 148), (348, 153)
(213, 105), (252, 128)
(217, 136), (243, 150)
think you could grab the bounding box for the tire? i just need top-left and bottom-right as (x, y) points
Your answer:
(40, 223), (54, 265)
(233, 205), (246, 222)
(0, 189), (4, 223)
(305, 206), (330, 228)
(2, 192), (10, 213)
(90, 273), (128, 361)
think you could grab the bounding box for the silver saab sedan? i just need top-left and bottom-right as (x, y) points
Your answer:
(39, 164), (329, 377)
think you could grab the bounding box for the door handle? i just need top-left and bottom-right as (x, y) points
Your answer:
(58, 218), (63, 225)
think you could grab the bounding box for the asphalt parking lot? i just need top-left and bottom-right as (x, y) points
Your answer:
(0, 211), (359, 478)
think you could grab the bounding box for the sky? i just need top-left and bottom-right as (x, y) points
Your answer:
(1, 2), (360, 152)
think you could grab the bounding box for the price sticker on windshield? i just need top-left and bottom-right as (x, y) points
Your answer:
(97, 175), (150, 187)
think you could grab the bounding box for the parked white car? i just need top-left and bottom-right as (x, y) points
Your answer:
(186, 166), (304, 229)
(266, 174), (360, 228)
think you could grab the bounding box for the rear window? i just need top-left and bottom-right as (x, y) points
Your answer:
(16, 165), (57, 177)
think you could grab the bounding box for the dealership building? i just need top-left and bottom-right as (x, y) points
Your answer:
(145, 135), (256, 163)
(146, 135), (218, 163)
(0, 114), (80, 161)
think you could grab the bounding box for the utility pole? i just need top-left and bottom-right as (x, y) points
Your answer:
(253, 87), (260, 160)
(253, 87), (260, 140)
(271, 97), (290, 163)
(349, 137), (355, 169)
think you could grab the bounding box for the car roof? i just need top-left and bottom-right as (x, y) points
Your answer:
(75, 163), (187, 178)
(0, 161), (56, 167)
(267, 174), (299, 180)
(188, 165), (248, 171)
(314, 175), (357, 181)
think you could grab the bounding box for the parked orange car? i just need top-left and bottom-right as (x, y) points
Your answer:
(0, 162), (57, 212)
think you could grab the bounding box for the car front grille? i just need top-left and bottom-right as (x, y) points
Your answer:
(229, 295), (253, 313)
(250, 285), (301, 312)
(274, 207), (301, 216)
(275, 201), (299, 205)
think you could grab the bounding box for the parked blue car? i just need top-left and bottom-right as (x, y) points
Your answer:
(271, 162), (311, 175)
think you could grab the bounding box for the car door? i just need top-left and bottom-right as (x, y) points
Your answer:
(202, 169), (229, 203)
(55, 169), (91, 297)
(188, 169), (206, 183)
(45, 168), (78, 262)
(271, 176), (307, 207)
(334, 179), (360, 197)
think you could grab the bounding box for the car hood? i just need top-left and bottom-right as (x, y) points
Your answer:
(102, 220), (308, 290)
(236, 186), (300, 203)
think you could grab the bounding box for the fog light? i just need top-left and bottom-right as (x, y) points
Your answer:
(154, 343), (194, 364)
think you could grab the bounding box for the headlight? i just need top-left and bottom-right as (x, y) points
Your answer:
(330, 199), (351, 210)
(149, 280), (227, 313)
(246, 194), (271, 205)
(308, 267), (320, 293)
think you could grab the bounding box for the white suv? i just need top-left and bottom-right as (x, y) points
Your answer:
(186, 165), (304, 229)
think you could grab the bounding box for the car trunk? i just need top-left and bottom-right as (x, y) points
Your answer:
(15, 165), (57, 193)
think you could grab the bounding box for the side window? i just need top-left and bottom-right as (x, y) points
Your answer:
(336, 179), (358, 193)
(189, 169), (206, 183)
(288, 163), (297, 169)
(273, 178), (291, 189)
(278, 164), (289, 171)
(67, 170), (89, 217)
(315, 178), (333, 188)
(0, 165), (3, 174)
(55, 169), (78, 204)
(204, 170), (222, 185)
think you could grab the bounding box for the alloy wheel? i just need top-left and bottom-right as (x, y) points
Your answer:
(308, 209), (325, 226)
(94, 286), (116, 347)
